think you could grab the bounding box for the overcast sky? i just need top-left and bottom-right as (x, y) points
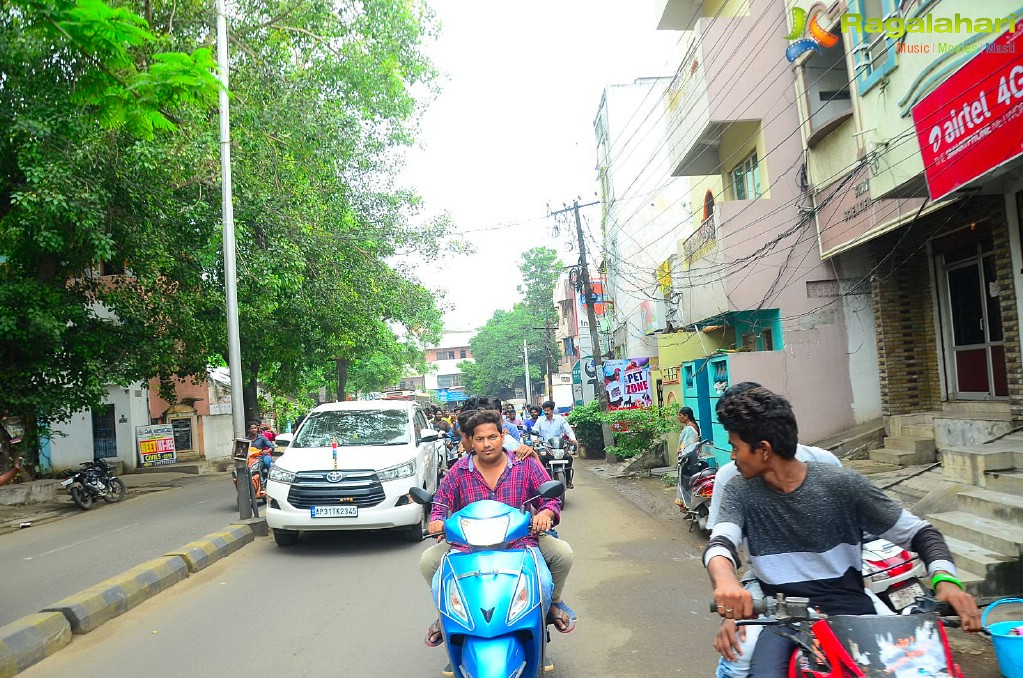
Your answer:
(400, 0), (680, 336)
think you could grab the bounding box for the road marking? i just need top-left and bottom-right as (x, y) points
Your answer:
(24, 522), (141, 560)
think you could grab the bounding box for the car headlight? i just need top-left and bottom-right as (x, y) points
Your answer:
(377, 460), (416, 482)
(268, 465), (295, 484)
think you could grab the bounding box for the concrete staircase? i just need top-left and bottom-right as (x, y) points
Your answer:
(869, 413), (938, 466)
(923, 432), (1023, 599)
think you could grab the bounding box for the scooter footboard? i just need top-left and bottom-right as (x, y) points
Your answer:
(459, 635), (528, 678)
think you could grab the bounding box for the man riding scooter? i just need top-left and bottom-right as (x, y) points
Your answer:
(419, 405), (577, 674)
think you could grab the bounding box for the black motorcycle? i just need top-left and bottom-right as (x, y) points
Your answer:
(59, 460), (127, 510)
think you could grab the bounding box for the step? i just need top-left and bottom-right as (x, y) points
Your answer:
(940, 446), (1015, 485)
(884, 436), (936, 453)
(986, 470), (1023, 494)
(944, 535), (1017, 575)
(958, 487), (1023, 525)
(944, 536), (1023, 599)
(901, 425), (935, 439)
(927, 511), (1023, 557)
(132, 462), (204, 475)
(869, 447), (936, 466)
(957, 568), (991, 598)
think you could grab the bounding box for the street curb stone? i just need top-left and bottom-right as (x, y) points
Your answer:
(165, 524), (254, 573)
(0, 612), (71, 678)
(40, 555), (189, 634)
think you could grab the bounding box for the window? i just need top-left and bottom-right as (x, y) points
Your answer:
(447, 351), (456, 360)
(731, 152), (761, 200)
(850, 0), (897, 94)
(459, 349), (467, 359)
(437, 374), (462, 388)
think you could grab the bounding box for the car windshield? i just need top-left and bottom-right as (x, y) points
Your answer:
(292, 409), (410, 447)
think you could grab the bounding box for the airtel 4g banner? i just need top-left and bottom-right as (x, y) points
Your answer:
(912, 20), (1023, 201)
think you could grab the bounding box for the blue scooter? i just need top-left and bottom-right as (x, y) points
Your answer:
(411, 481), (565, 678)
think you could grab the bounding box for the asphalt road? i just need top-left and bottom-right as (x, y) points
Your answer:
(20, 465), (721, 677)
(0, 473), (239, 628)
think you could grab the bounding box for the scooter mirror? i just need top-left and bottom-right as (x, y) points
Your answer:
(537, 480), (565, 499)
(409, 486), (435, 505)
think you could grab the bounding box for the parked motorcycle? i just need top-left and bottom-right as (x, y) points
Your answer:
(59, 460), (126, 510)
(711, 594), (964, 677)
(231, 447), (267, 503)
(862, 535), (927, 613)
(410, 481), (566, 678)
(675, 440), (716, 532)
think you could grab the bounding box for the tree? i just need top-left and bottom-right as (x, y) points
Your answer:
(0, 0), (223, 464)
(461, 248), (563, 398)
(0, 0), (448, 468)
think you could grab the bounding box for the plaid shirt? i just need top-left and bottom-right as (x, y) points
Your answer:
(431, 452), (560, 547)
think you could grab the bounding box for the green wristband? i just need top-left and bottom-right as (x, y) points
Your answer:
(931, 573), (964, 591)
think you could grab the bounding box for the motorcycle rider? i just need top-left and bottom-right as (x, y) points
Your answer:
(534, 401), (576, 489)
(420, 407), (577, 654)
(247, 421), (275, 487)
(705, 386), (980, 675)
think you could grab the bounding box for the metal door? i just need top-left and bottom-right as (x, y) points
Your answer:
(943, 249), (1007, 399)
(92, 405), (118, 458)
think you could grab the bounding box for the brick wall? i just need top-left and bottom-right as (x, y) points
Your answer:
(870, 195), (1021, 420)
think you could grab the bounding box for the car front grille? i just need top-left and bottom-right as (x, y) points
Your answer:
(287, 470), (385, 509)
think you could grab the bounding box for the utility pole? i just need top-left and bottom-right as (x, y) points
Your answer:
(571, 200), (614, 450)
(532, 319), (557, 403)
(523, 338), (532, 405)
(216, 0), (254, 519)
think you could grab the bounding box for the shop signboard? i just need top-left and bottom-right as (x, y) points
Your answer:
(912, 22), (1023, 201)
(602, 358), (652, 410)
(136, 424), (176, 467)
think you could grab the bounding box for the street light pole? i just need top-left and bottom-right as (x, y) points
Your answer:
(523, 338), (532, 405)
(216, 0), (253, 519)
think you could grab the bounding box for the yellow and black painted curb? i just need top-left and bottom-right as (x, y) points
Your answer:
(0, 613), (71, 678)
(165, 524), (253, 573)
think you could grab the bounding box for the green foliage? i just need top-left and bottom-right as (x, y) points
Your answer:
(600, 406), (682, 460)
(0, 0), (449, 461)
(565, 400), (604, 454)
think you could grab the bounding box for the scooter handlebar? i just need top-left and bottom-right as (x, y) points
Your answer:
(708, 598), (771, 616)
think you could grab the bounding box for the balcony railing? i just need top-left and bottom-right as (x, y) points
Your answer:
(682, 213), (716, 266)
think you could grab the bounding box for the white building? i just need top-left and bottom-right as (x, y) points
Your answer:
(398, 331), (475, 404)
(594, 78), (692, 360)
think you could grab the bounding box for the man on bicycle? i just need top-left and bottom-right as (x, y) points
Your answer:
(704, 386), (980, 675)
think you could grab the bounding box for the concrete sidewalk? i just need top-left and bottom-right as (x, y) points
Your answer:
(0, 472), (216, 536)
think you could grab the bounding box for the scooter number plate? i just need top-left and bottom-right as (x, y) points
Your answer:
(60, 478), (73, 488)
(888, 581), (925, 610)
(310, 506), (358, 518)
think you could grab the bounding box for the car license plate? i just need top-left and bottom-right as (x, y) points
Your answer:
(888, 581), (925, 610)
(310, 506), (358, 518)
(60, 478), (73, 488)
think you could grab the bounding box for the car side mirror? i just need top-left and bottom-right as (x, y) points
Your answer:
(538, 480), (564, 499)
(420, 429), (439, 443)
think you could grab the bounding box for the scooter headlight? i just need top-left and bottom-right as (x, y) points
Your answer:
(506, 574), (532, 624)
(459, 515), (510, 547)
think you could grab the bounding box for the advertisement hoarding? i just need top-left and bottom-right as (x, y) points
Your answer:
(136, 424), (177, 467)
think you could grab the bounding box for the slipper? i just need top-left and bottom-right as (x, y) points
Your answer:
(552, 600), (577, 621)
(424, 619), (443, 647)
(546, 605), (576, 634)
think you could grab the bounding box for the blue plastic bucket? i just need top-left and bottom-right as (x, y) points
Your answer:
(983, 598), (1023, 677)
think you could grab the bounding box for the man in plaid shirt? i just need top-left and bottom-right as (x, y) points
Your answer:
(420, 408), (577, 648)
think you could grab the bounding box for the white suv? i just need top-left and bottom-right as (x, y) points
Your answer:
(265, 400), (441, 546)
